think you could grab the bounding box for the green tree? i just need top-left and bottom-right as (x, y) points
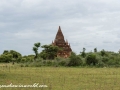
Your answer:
(40, 44), (60, 60)
(33, 42), (40, 60)
(80, 48), (86, 58)
(0, 54), (12, 63)
(1, 50), (22, 63)
(10, 50), (22, 63)
(3, 50), (9, 54)
(94, 48), (97, 53)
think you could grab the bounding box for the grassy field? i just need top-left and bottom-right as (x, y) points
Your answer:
(0, 64), (120, 90)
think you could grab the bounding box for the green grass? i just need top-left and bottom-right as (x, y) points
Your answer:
(0, 64), (120, 90)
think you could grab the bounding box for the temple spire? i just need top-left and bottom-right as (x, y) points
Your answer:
(54, 26), (65, 44)
(52, 26), (72, 58)
(57, 26), (63, 36)
(58, 26), (61, 31)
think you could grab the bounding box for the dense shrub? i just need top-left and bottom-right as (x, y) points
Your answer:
(68, 52), (83, 66)
(46, 61), (53, 66)
(59, 60), (66, 66)
(102, 57), (109, 63)
(101, 49), (106, 56)
(86, 54), (98, 65)
(58, 60), (69, 66)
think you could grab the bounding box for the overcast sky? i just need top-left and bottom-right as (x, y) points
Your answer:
(0, 0), (120, 55)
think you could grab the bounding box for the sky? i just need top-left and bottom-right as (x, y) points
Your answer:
(0, 0), (120, 55)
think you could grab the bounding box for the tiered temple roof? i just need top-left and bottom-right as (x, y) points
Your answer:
(52, 26), (72, 58)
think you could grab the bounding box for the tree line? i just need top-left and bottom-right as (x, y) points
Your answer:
(0, 42), (120, 67)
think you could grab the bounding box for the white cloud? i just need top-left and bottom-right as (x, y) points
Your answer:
(0, 0), (120, 55)
(14, 30), (41, 39)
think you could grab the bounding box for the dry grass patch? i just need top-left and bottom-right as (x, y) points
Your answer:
(0, 64), (120, 90)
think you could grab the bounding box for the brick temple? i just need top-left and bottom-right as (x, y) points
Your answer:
(52, 26), (72, 58)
